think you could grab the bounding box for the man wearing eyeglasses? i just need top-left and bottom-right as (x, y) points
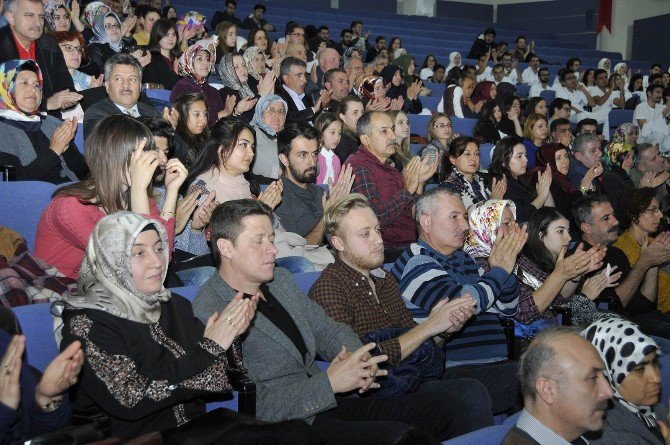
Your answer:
(0, 0), (81, 113)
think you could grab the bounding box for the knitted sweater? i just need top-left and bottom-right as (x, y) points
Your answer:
(391, 241), (518, 365)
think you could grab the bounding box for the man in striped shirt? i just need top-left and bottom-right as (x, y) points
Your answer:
(392, 187), (526, 414)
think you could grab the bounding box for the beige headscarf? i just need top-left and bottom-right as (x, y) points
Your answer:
(62, 211), (171, 324)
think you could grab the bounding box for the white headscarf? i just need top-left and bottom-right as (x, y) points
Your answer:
(446, 51), (462, 75)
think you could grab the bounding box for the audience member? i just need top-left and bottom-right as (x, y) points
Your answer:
(521, 54), (540, 85)
(556, 69), (598, 124)
(276, 56), (326, 125)
(581, 68), (596, 88)
(346, 111), (437, 259)
(0, 59), (86, 183)
(473, 101), (503, 144)
(614, 188), (670, 313)
(243, 45), (268, 85)
(308, 26), (336, 53)
(81, 1), (110, 42)
(193, 199), (471, 444)
(87, 12), (141, 72)
(573, 195), (670, 338)
(212, 0), (241, 29)
(322, 68), (349, 113)
(0, 320), (83, 443)
(524, 97), (547, 118)
(522, 113), (549, 168)
(576, 117), (598, 137)
(392, 187), (525, 414)
(582, 317), (666, 445)
(421, 112), (458, 177)
(602, 137), (636, 190)
(635, 84), (666, 137)
(214, 21), (239, 64)
(52, 31), (104, 100)
(567, 133), (607, 195)
(171, 44), (229, 128)
(310, 193), (496, 429)
(250, 94), (287, 182)
(132, 6), (160, 46)
(335, 96), (364, 163)
(1, 0), (80, 112)
(389, 110), (414, 170)
(472, 80), (497, 106)
(497, 95), (523, 138)
(315, 112), (343, 185)
(171, 92), (210, 167)
(502, 327), (613, 444)
(590, 68), (626, 112)
(514, 206), (608, 334)
(218, 52), (268, 122)
(83, 53), (159, 138)
(529, 68), (552, 98)
(241, 3), (275, 32)
(44, 0), (83, 33)
(142, 18), (181, 90)
(467, 27), (496, 60)
(549, 117), (573, 147)
(489, 136), (554, 223)
(58, 211), (256, 440)
(443, 74), (477, 118)
(547, 98), (571, 126)
(440, 136), (501, 209)
(274, 122), (353, 243)
(381, 63), (422, 114)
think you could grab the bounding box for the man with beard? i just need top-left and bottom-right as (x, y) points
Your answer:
(345, 111), (437, 261)
(502, 327), (613, 444)
(274, 123), (354, 244)
(635, 84), (666, 130)
(392, 187), (526, 416)
(572, 196), (670, 340)
(308, 194), (496, 430)
(529, 68), (552, 98)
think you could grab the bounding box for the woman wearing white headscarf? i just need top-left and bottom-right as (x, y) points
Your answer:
(87, 12), (134, 69)
(582, 316), (667, 445)
(613, 62), (630, 86)
(58, 211), (258, 440)
(445, 51), (462, 76)
(598, 58), (612, 73)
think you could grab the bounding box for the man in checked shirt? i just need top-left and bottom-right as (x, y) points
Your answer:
(345, 111), (437, 262)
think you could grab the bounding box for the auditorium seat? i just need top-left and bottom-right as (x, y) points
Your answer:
(0, 181), (58, 251)
(451, 117), (477, 137)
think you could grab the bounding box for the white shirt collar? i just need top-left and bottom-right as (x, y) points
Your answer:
(114, 103), (140, 117)
(517, 409), (589, 445)
(283, 84), (306, 111)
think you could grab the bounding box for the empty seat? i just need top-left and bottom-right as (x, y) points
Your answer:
(0, 181), (58, 251)
(608, 109), (634, 138)
(451, 117), (478, 137)
(408, 114), (431, 134)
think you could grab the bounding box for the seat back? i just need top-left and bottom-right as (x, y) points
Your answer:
(408, 114), (431, 135)
(0, 181), (58, 251)
(293, 271), (322, 294)
(74, 123), (85, 155)
(12, 303), (58, 372)
(608, 109), (634, 138)
(540, 89), (556, 103)
(452, 117), (478, 137)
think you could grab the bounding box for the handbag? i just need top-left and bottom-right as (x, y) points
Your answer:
(361, 327), (445, 397)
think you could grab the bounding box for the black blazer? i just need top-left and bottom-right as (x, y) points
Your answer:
(0, 26), (75, 110)
(142, 51), (180, 90)
(275, 85), (317, 125)
(83, 97), (159, 139)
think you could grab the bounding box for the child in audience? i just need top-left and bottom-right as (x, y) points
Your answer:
(315, 112), (342, 185)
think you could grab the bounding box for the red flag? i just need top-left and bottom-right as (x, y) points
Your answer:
(598, 0), (613, 33)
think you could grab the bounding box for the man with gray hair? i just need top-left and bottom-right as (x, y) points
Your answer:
(83, 53), (159, 138)
(0, 0), (81, 112)
(502, 327), (613, 444)
(628, 142), (669, 204)
(391, 186), (526, 414)
(569, 132), (638, 206)
(276, 56), (328, 125)
(345, 110), (437, 260)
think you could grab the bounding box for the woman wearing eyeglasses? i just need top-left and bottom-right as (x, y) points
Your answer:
(614, 187), (670, 313)
(87, 12), (136, 70)
(421, 112), (458, 178)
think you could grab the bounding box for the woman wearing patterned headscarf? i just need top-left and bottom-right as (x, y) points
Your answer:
(58, 211), (258, 440)
(0, 59), (85, 183)
(217, 52), (263, 123)
(44, 0), (84, 33)
(582, 316), (666, 445)
(170, 44), (228, 128)
(464, 199), (517, 260)
(243, 46), (267, 82)
(81, 1), (109, 41)
(250, 94), (287, 182)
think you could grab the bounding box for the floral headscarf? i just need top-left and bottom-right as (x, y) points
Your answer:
(603, 141), (634, 169)
(89, 12), (122, 52)
(218, 53), (255, 99)
(83, 1), (109, 28)
(176, 11), (206, 37)
(178, 44), (211, 85)
(0, 59), (44, 121)
(44, 0), (68, 31)
(582, 316), (661, 430)
(251, 94), (287, 136)
(243, 46), (266, 80)
(61, 211), (171, 324)
(464, 199), (516, 259)
(611, 122), (639, 145)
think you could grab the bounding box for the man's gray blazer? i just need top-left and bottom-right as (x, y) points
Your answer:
(192, 267), (363, 423)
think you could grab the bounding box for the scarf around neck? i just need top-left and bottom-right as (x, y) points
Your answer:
(60, 211), (171, 324)
(218, 53), (256, 99)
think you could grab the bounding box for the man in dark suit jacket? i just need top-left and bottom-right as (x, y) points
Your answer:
(501, 328), (613, 445)
(211, 0), (241, 30)
(83, 53), (158, 138)
(0, 0), (81, 112)
(276, 57), (327, 126)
